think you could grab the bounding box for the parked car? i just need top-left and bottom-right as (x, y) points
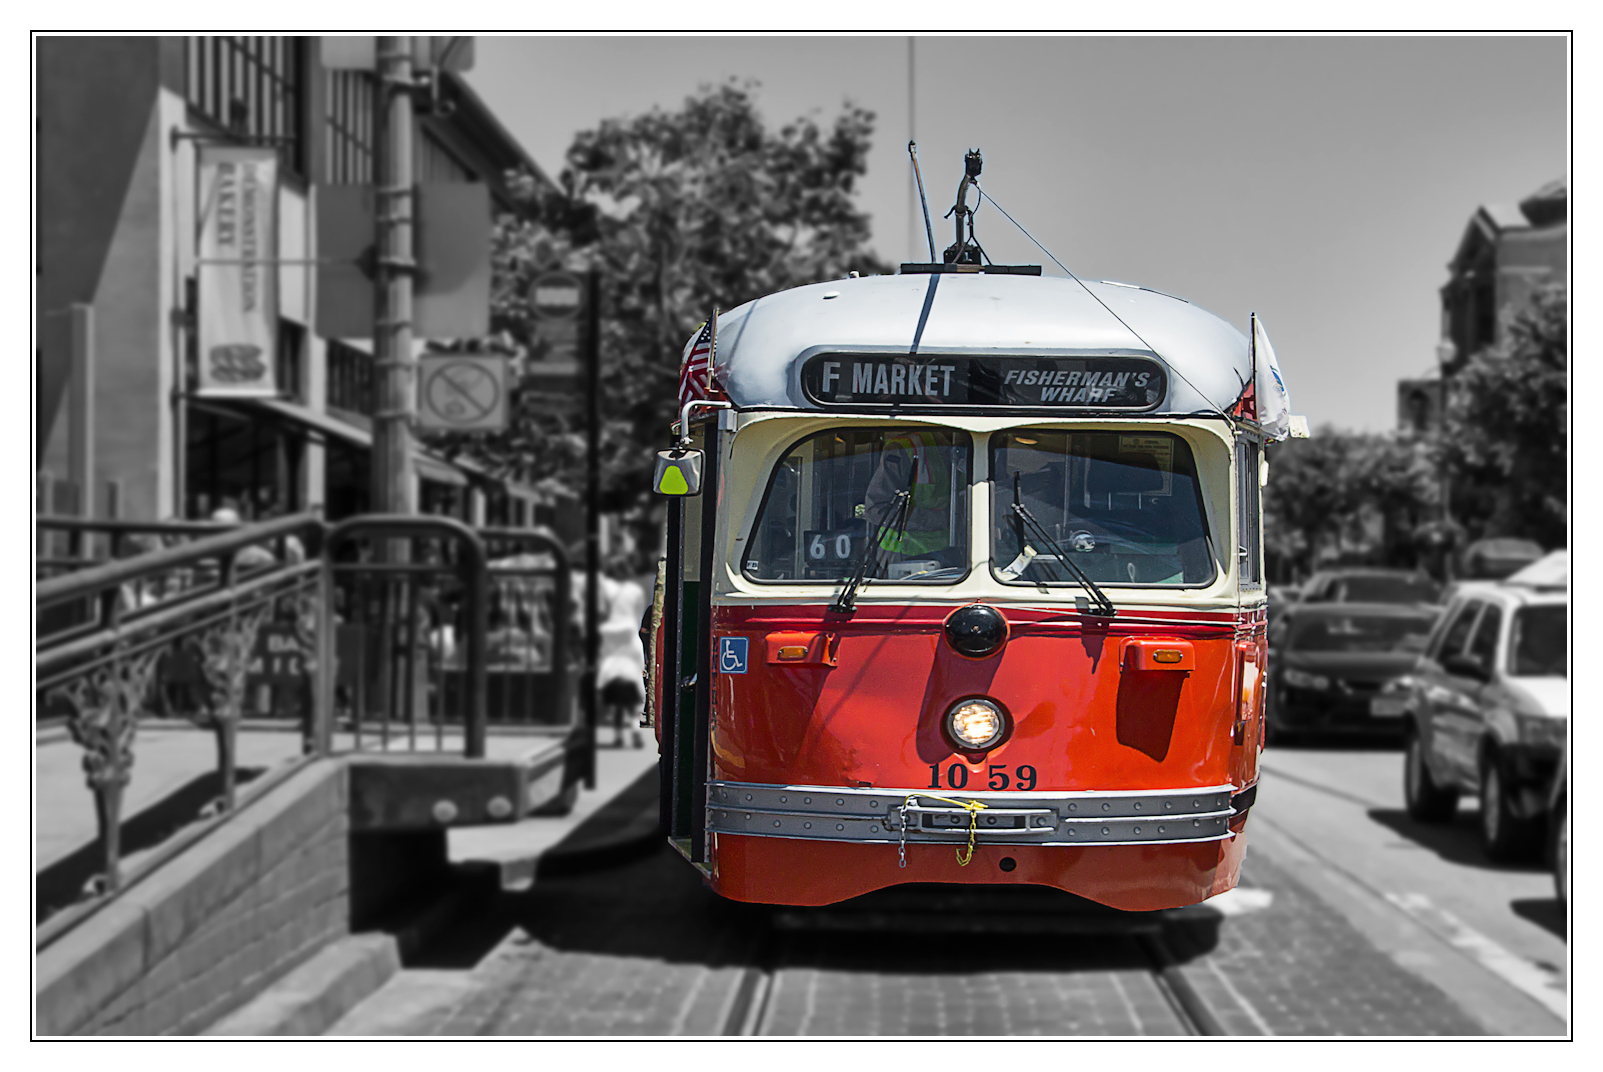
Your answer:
(1264, 602), (1441, 744)
(1460, 537), (1544, 580)
(1267, 584), (1301, 624)
(1549, 746), (1567, 906)
(1399, 573), (1567, 861)
(1300, 568), (1441, 606)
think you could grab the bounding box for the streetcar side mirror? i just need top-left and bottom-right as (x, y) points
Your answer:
(653, 449), (705, 497)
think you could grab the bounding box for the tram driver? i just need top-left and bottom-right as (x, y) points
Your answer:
(861, 429), (963, 576)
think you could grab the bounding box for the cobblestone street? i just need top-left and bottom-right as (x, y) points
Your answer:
(328, 747), (1566, 1037)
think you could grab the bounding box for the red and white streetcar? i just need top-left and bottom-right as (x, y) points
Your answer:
(647, 158), (1298, 910)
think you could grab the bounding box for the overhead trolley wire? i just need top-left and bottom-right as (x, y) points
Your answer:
(973, 184), (1231, 423)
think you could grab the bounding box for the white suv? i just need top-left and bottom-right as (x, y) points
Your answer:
(1400, 562), (1567, 861)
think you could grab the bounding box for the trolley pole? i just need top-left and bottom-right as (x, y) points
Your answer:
(372, 36), (417, 517)
(582, 268), (602, 788)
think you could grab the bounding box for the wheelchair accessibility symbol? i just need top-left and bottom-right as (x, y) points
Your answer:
(718, 636), (749, 674)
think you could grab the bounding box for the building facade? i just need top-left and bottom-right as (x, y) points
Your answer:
(1438, 178), (1566, 375)
(1396, 179), (1566, 436)
(37, 36), (549, 528)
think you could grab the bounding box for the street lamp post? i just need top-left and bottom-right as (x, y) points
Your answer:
(372, 36), (416, 518)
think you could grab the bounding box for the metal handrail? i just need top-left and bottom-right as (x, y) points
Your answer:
(320, 515), (489, 758)
(37, 512), (324, 610)
(36, 513), (328, 912)
(479, 525), (583, 776)
(37, 561), (319, 683)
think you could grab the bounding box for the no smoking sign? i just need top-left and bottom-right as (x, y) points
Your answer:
(419, 355), (509, 432)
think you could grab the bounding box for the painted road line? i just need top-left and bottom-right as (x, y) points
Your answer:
(1385, 893), (1568, 1021)
(1250, 815), (1565, 1035)
(1209, 887), (1275, 916)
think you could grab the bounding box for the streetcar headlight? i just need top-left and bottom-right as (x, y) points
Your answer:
(1283, 668), (1330, 691)
(945, 698), (1007, 751)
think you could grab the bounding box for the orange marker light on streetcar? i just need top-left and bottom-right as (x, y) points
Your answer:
(1152, 649), (1185, 664)
(777, 645), (808, 661)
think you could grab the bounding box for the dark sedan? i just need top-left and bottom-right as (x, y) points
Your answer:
(1299, 568), (1441, 605)
(1265, 602), (1440, 744)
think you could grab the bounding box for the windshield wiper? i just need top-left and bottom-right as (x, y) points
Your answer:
(834, 466), (917, 614)
(1009, 475), (1116, 617)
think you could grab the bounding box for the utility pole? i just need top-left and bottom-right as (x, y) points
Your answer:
(372, 36), (416, 516)
(580, 269), (603, 787)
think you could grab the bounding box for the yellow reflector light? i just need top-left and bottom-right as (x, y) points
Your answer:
(658, 465), (690, 495)
(777, 645), (808, 661)
(946, 698), (1006, 751)
(1152, 649), (1185, 664)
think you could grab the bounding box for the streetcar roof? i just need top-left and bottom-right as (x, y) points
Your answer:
(712, 272), (1255, 416)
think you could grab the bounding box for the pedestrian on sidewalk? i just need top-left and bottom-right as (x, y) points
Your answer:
(597, 558), (647, 749)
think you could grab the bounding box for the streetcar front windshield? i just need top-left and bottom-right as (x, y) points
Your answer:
(744, 426), (970, 583)
(990, 430), (1214, 586)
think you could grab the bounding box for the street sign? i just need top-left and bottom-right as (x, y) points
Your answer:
(529, 272), (583, 320)
(529, 271), (585, 363)
(419, 354), (508, 432)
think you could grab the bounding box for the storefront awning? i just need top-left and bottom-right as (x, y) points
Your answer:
(242, 397), (371, 448)
(414, 454), (468, 487)
(225, 398), (468, 487)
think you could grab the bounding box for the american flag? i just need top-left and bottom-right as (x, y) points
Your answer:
(676, 315), (726, 407)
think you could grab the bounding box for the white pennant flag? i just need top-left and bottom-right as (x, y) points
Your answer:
(1252, 314), (1291, 440)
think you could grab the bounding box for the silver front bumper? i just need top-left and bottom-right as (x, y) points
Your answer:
(707, 781), (1236, 847)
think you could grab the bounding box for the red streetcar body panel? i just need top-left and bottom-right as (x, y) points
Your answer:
(698, 602), (1264, 909)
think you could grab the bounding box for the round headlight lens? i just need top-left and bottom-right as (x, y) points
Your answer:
(946, 698), (1007, 751)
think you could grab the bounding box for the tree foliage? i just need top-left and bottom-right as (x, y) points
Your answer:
(1264, 429), (1440, 581)
(1263, 283), (1567, 582)
(425, 82), (891, 563)
(1437, 283), (1567, 549)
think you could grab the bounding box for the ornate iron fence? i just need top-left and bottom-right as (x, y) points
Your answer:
(34, 512), (575, 932)
(36, 514), (326, 919)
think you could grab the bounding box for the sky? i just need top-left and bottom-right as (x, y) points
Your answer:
(464, 34), (1568, 433)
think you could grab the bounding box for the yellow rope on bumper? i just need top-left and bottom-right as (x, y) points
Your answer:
(902, 793), (989, 866)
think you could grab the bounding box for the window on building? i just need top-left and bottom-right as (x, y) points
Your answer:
(327, 340), (374, 416)
(325, 70), (376, 184)
(185, 408), (301, 520)
(185, 37), (307, 176)
(277, 319), (305, 402)
(1473, 277), (1498, 352)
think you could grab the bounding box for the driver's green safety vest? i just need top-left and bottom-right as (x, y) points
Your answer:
(876, 431), (952, 555)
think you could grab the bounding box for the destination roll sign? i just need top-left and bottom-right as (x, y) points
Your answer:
(800, 354), (1167, 410)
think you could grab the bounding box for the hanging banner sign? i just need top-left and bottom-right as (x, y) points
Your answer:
(197, 146), (279, 397)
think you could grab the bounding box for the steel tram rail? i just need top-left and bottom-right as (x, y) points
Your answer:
(716, 904), (1230, 1036)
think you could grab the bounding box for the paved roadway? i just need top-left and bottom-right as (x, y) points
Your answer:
(327, 741), (1569, 1037)
(1252, 739), (1567, 1025)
